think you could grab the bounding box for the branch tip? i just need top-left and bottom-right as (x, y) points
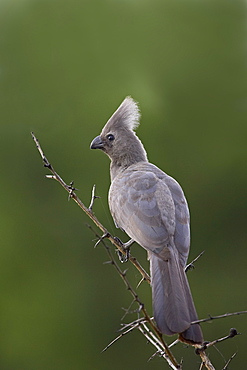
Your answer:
(222, 352), (237, 370)
(229, 327), (240, 338)
(185, 250), (205, 273)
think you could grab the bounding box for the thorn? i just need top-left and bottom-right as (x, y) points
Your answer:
(67, 181), (79, 200)
(94, 239), (102, 248)
(122, 268), (128, 276)
(148, 351), (159, 361)
(94, 232), (110, 248)
(136, 277), (144, 289)
(137, 303), (144, 313)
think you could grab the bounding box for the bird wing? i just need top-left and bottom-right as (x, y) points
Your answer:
(109, 162), (190, 265)
(161, 168), (190, 266)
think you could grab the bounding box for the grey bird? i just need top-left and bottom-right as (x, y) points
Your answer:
(90, 97), (203, 344)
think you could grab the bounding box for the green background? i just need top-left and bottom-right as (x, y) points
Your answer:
(1, 0), (246, 369)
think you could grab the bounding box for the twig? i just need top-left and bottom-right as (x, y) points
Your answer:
(198, 350), (216, 370)
(196, 329), (240, 370)
(119, 317), (148, 331)
(192, 311), (247, 325)
(88, 184), (100, 211)
(102, 322), (140, 352)
(222, 352), (237, 370)
(87, 224), (180, 369)
(199, 362), (204, 370)
(31, 132), (150, 283)
(138, 323), (181, 370)
(168, 339), (180, 348)
(185, 250), (205, 272)
(203, 328), (240, 350)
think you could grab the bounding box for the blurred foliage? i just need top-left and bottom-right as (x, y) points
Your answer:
(0, 0), (246, 369)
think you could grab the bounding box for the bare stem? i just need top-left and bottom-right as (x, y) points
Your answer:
(192, 311), (247, 325)
(31, 132), (150, 283)
(87, 224), (180, 369)
(196, 328), (240, 370)
(222, 352), (237, 370)
(198, 350), (216, 370)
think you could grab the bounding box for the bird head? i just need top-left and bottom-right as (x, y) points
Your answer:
(90, 97), (147, 169)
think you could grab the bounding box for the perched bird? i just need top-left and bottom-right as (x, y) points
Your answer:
(90, 97), (203, 344)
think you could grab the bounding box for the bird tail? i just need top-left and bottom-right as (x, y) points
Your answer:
(149, 250), (203, 344)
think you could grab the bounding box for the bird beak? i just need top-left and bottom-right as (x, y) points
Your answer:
(90, 135), (104, 149)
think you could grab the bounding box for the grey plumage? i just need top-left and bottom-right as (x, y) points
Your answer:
(90, 97), (203, 344)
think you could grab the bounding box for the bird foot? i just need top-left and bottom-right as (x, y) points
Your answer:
(114, 237), (134, 263)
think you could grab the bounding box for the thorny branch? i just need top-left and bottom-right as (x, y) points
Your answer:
(86, 224), (180, 369)
(196, 328), (240, 370)
(89, 223), (244, 370)
(31, 132), (150, 283)
(31, 132), (180, 368)
(32, 132), (246, 370)
(193, 311), (247, 325)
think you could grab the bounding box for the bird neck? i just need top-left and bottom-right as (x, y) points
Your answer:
(109, 133), (148, 181)
(110, 152), (147, 181)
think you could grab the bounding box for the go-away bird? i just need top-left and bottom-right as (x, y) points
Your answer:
(90, 97), (203, 344)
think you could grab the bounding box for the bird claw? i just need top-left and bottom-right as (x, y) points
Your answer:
(117, 248), (130, 263)
(114, 237), (134, 263)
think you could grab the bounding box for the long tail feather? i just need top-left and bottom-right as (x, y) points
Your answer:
(150, 251), (203, 344)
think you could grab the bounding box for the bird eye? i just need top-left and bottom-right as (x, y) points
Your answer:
(106, 134), (115, 141)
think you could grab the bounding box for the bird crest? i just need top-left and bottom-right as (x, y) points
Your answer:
(103, 96), (140, 133)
